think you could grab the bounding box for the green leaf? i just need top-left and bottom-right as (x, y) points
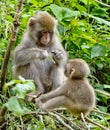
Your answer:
(91, 7), (108, 18)
(98, 106), (107, 113)
(103, 84), (110, 89)
(5, 97), (29, 116)
(3, 79), (22, 94)
(91, 44), (105, 59)
(48, 55), (56, 64)
(11, 80), (36, 99)
(50, 4), (80, 21)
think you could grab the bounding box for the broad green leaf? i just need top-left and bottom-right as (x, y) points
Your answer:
(11, 80), (35, 99)
(91, 44), (105, 59)
(5, 97), (29, 116)
(3, 79), (22, 94)
(50, 4), (80, 21)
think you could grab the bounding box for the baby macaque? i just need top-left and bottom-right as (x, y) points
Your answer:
(12, 11), (68, 100)
(35, 59), (96, 117)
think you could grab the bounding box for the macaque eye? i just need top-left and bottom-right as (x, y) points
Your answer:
(41, 31), (53, 35)
(48, 31), (53, 34)
(42, 31), (48, 34)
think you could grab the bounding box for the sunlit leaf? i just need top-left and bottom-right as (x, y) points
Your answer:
(3, 80), (21, 94)
(11, 80), (36, 99)
(50, 4), (80, 21)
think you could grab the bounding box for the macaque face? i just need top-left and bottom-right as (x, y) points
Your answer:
(38, 30), (53, 45)
(28, 11), (56, 46)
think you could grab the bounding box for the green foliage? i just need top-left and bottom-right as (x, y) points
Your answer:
(2, 77), (35, 116)
(5, 96), (29, 116)
(50, 4), (80, 21)
(0, 0), (110, 129)
(91, 44), (106, 59)
(3, 76), (35, 98)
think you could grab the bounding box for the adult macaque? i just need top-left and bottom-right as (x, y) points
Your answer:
(12, 11), (68, 100)
(35, 59), (96, 117)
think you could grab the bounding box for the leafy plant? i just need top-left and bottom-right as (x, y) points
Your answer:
(0, 0), (110, 129)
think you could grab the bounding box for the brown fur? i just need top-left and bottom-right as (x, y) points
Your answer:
(12, 11), (68, 100)
(35, 59), (96, 117)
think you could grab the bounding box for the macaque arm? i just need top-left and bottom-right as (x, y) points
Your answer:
(40, 95), (67, 111)
(13, 47), (47, 66)
(36, 86), (65, 102)
(51, 37), (68, 68)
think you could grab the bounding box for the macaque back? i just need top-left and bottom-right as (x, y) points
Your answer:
(65, 78), (95, 116)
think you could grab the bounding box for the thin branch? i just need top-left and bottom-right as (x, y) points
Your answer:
(20, 116), (24, 130)
(92, 109), (110, 117)
(0, 105), (7, 117)
(85, 117), (108, 130)
(49, 112), (74, 130)
(0, 0), (24, 90)
(94, 0), (110, 7)
(95, 89), (110, 97)
(81, 113), (90, 130)
(0, 105), (7, 129)
(54, 111), (83, 130)
(38, 115), (46, 130)
(0, 122), (6, 129)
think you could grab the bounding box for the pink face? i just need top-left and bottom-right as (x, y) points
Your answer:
(40, 31), (53, 45)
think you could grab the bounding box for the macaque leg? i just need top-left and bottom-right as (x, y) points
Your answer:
(51, 67), (65, 90)
(38, 95), (67, 111)
(27, 64), (45, 102)
(35, 86), (65, 103)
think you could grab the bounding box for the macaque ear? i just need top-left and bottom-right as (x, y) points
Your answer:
(29, 17), (36, 26)
(70, 68), (75, 79)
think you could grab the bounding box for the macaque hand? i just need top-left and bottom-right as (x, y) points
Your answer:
(40, 50), (49, 59)
(51, 50), (63, 60)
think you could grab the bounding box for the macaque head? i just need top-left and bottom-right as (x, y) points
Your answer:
(28, 11), (57, 46)
(65, 59), (90, 79)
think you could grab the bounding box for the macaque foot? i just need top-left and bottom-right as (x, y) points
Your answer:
(27, 91), (42, 102)
(35, 98), (43, 108)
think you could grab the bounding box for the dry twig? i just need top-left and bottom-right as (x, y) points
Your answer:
(92, 109), (110, 117)
(95, 89), (110, 97)
(49, 112), (74, 130)
(81, 113), (90, 130)
(94, 0), (110, 7)
(0, 0), (24, 90)
(85, 117), (108, 130)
